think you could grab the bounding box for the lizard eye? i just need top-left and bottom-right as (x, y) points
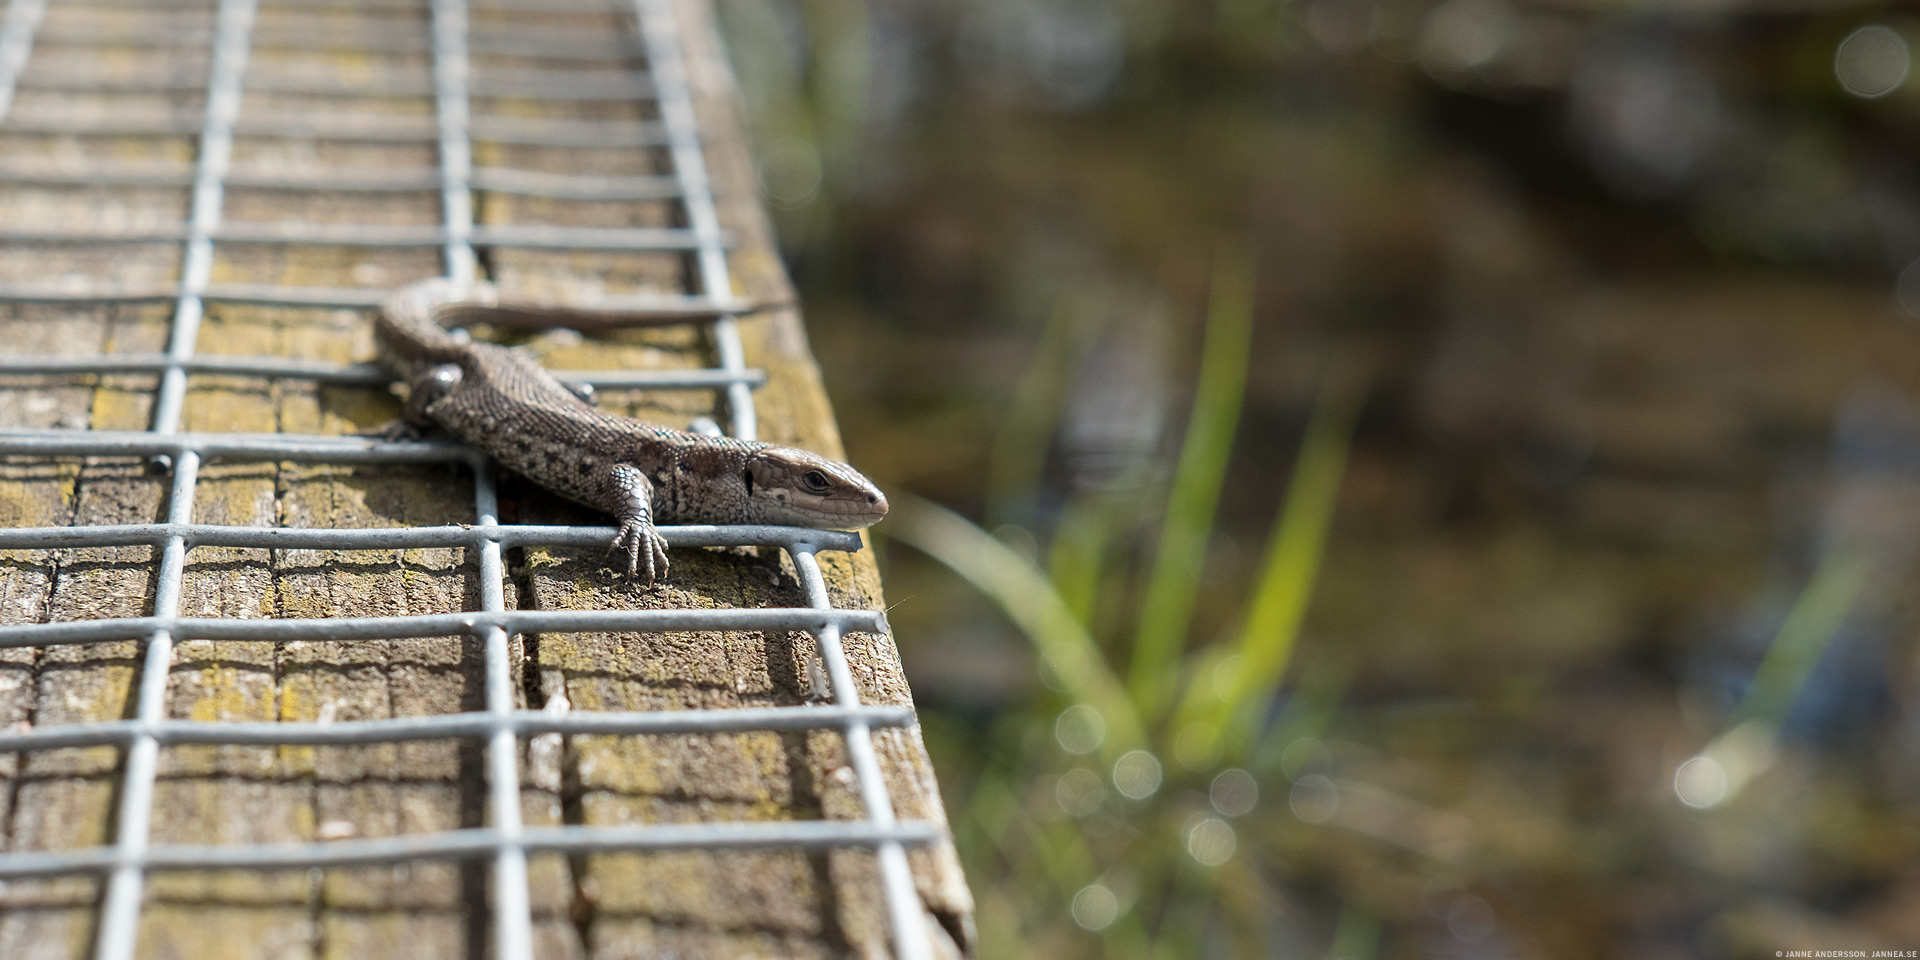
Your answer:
(800, 470), (831, 494)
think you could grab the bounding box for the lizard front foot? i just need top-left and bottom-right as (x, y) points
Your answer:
(611, 517), (671, 587)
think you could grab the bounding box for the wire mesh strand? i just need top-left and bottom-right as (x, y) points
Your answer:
(0, 0), (936, 957)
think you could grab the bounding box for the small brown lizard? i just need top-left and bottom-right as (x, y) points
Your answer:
(375, 277), (888, 585)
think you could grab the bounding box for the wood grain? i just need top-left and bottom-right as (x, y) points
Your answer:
(0, 0), (973, 956)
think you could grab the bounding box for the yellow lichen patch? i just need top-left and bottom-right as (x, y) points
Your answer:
(137, 903), (317, 960)
(185, 663), (278, 724)
(59, 662), (137, 725)
(576, 733), (664, 796)
(318, 383), (398, 436)
(274, 683), (320, 777)
(86, 383), (153, 432)
(292, 804), (316, 840)
(397, 565), (438, 596)
(740, 730), (793, 797)
(0, 462), (77, 530)
(272, 577), (334, 622)
(145, 778), (311, 908)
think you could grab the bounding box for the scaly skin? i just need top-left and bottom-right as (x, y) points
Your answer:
(375, 278), (888, 585)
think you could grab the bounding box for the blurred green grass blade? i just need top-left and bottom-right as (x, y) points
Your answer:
(1252, 651), (1354, 773)
(961, 762), (1027, 867)
(1046, 471), (1155, 649)
(1143, 859), (1216, 960)
(1126, 252), (1255, 720)
(891, 492), (1145, 756)
(1048, 491), (1128, 631)
(1735, 548), (1872, 727)
(1177, 353), (1367, 759)
(1694, 549), (1873, 807)
(1328, 902), (1382, 960)
(987, 298), (1095, 527)
(799, 0), (872, 156)
(966, 758), (1153, 956)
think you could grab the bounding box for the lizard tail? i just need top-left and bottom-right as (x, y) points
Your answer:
(375, 277), (491, 362)
(381, 276), (791, 340)
(376, 275), (795, 376)
(456, 295), (796, 330)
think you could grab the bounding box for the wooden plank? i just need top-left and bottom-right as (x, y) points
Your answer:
(504, 3), (975, 956)
(137, 309), (313, 960)
(0, 0), (975, 955)
(0, 298), (169, 957)
(676, 0), (974, 951)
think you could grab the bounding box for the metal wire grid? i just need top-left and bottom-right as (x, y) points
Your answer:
(0, 0), (937, 957)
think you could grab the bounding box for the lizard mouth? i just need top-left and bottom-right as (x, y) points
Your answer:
(769, 490), (889, 529)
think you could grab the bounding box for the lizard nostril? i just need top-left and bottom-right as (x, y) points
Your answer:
(865, 494), (876, 504)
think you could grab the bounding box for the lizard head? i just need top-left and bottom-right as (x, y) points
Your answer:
(742, 446), (889, 529)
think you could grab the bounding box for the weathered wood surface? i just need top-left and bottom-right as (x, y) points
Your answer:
(0, 0), (973, 956)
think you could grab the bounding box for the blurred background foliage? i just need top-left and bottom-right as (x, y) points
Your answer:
(714, 0), (1920, 956)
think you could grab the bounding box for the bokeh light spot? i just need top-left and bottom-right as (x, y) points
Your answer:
(1280, 737), (1333, 779)
(1673, 755), (1729, 809)
(1186, 817), (1237, 866)
(1209, 768), (1259, 817)
(1418, 0), (1515, 75)
(1289, 773), (1341, 824)
(757, 137), (823, 208)
(1446, 895), (1496, 944)
(1306, 0), (1377, 54)
(1055, 768), (1106, 817)
(1112, 749), (1163, 800)
(1835, 25), (1910, 99)
(1070, 883), (1119, 931)
(1054, 704), (1106, 755)
(1896, 259), (1920, 318)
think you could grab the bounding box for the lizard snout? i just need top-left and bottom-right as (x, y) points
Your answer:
(745, 448), (889, 530)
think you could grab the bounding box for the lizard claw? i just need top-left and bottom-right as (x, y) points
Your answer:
(612, 517), (671, 588)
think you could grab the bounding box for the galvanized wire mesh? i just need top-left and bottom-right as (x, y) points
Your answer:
(0, 0), (935, 957)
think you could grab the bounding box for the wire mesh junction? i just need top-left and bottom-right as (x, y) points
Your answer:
(0, 0), (936, 957)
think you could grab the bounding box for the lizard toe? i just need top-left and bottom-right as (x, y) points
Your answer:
(650, 531), (671, 586)
(611, 521), (649, 582)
